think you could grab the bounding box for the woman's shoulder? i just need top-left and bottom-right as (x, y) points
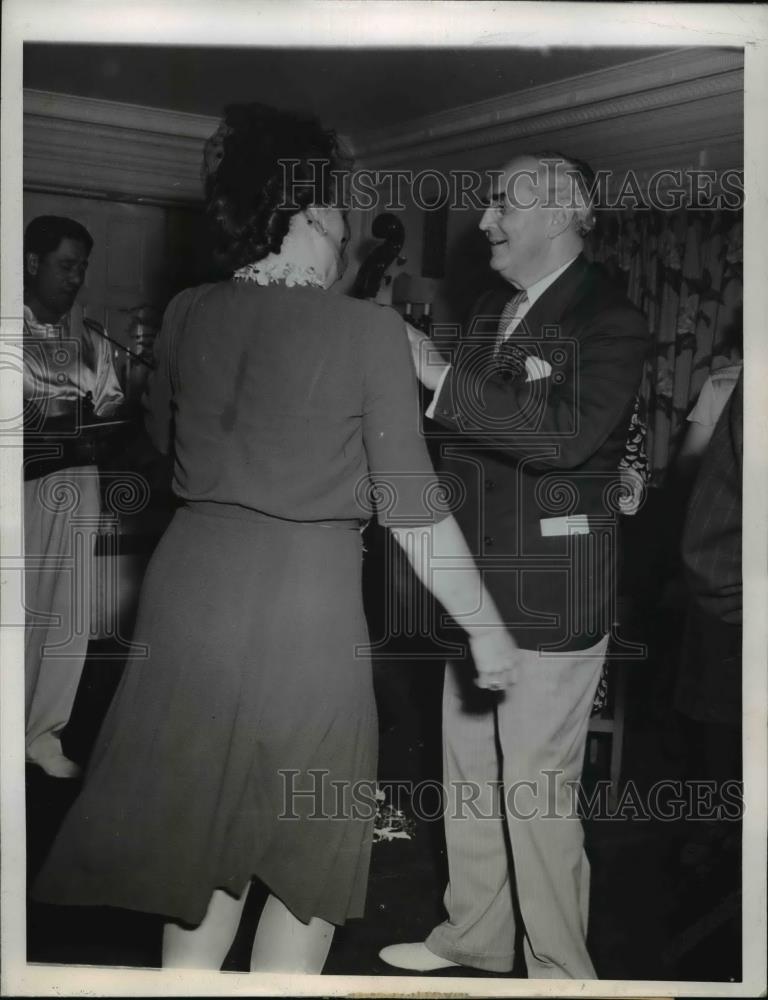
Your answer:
(166, 283), (407, 345)
(286, 290), (403, 344)
(331, 295), (405, 335)
(162, 282), (221, 318)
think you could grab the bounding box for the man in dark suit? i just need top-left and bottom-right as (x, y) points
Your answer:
(380, 154), (648, 978)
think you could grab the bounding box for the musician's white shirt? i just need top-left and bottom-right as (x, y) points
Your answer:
(23, 304), (124, 418)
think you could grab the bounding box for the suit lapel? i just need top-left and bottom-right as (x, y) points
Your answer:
(516, 255), (592, 342)
(465, 288), (512, 353)
(469, 255), (594, 354)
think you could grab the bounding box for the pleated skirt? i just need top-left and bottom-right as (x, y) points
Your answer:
(33, 502), (378, 926)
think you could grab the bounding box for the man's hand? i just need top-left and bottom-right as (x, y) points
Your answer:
(469, 628), (522, 691)
(405, 321), (449, 391)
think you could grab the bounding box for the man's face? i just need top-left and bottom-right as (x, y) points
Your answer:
(479, 158), (553, 288)
(25, 237), (90, 322)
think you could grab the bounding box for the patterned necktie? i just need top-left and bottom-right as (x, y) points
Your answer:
(494, 289), (529, 379)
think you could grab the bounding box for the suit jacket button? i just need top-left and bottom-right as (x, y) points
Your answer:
(485, 478), (495, 490)
(484, 535), (494, 547)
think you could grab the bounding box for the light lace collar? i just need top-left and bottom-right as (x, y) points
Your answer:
(233, 258), (324, 289)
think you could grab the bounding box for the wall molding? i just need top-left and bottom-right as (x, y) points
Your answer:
(351, 47), (744, 166)
(24, 89), (220, 138)
(24, 91), (220, 204)
(23, 46), (744, 202)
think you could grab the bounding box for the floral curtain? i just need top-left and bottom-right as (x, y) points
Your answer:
(586, 209), (743, 485)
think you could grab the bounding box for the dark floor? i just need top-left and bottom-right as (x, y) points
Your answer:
(24, 495), (744, 984)
(26, 639), (742, 983)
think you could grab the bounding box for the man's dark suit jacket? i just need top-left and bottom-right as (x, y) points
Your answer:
(430, 254), (649, 652)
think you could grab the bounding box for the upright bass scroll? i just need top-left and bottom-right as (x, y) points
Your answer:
(350, 213), (406, 301)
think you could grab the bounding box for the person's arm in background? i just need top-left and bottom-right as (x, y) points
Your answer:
(677, 366), (742, 487)
(664, 372), (736, 593)
(678, 421), (717, 476)
(676, 376), (719, 487)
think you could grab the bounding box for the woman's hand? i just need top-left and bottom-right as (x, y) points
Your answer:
(405, 322), (448, 391)
(469, 628), (522, 691)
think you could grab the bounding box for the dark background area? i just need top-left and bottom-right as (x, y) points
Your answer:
(24, 45), (674, 132)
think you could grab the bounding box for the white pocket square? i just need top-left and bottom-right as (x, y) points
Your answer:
(525, 357), (552, 382)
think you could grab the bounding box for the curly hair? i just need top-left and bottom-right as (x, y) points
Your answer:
(203, 103), (347, 270)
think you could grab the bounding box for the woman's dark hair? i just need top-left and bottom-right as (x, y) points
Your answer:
(203, 103), (347, 270)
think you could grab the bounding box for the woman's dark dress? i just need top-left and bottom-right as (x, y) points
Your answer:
(33, 282), (444, 926)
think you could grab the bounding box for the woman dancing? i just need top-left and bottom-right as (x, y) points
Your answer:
(33, 103), (520, 972)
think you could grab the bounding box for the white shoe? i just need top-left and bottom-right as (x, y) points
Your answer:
(379, 942), (460, 971)
(27, 750), (82, 779)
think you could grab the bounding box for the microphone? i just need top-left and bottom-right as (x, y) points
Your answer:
(82, 317), (155, 370)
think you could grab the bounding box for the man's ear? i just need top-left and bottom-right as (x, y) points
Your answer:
(25, 252), (40, 277)
(304, 205), (329, 235)
(547, 208), (572, 240)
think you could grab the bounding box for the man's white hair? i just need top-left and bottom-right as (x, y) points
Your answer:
(535, 152), (597, 237)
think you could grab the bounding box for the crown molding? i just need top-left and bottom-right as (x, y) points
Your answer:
(23, 89), (359, 205)
(22, 46), (743, 204)
(24, 89), (220, 139)
(23, 91), (218, 204)
(24, 118), (205, 205)
(351, 47), (744, 166)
